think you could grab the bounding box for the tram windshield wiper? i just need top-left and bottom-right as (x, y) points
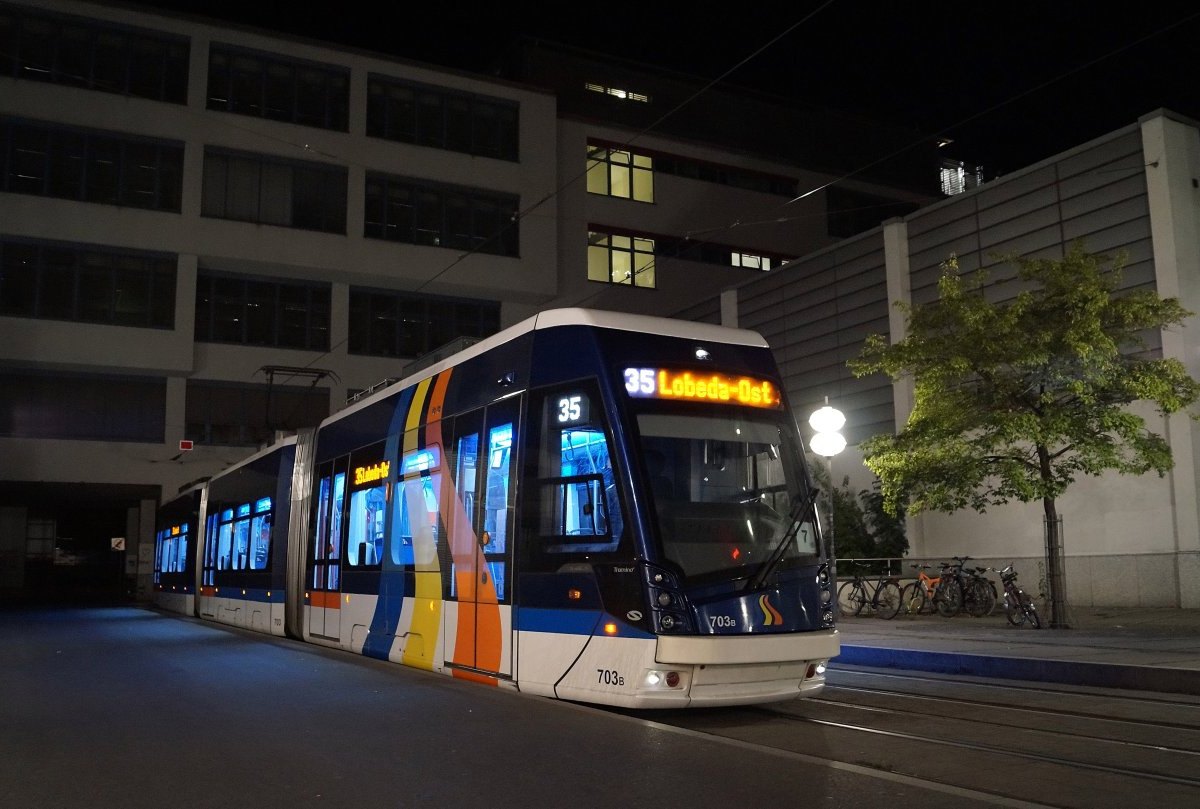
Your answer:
(746, 486), (820, 592)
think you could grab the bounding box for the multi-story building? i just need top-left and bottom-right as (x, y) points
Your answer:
(0, 0), (937, 598)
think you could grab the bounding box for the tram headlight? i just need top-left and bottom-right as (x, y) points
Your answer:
(820, 588), (832, 604)
(660, 614), (677, 631)
(656, 591), (672, 607)
(644, 670), (684, 689)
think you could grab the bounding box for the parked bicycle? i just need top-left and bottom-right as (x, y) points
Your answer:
(837, 562), (902, 619)
(992, 563), (1041, 628)
(936, 556), (996, 617)
(899, 564), (942, 616)
(960, 562), (997, 617)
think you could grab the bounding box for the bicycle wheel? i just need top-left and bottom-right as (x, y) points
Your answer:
(1021, 591), (1042, 629)
(874, 580), (902, 619)
(935, 579), (962, 617)
(964, 579), (995, 617)
(1003, 591), (1026, 626)
(900, 582), (927, 616)
(837, 581), (867, 616)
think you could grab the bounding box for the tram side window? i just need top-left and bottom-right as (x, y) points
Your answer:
(216, 510), (234, 570)
(347, 484), (387, 566)
(156, 524), (188, 575)
(392, 444), (441, 567)
(207, 500), (272, 574)
(347, 441), (388, 568)
(154, 528), (173, 577)
(532, 386), (624, 555)
(248, 498), (271, 570)
(153, 532), (162, 583)
(174, 527), (189, 573)
(231, 503), (252, 570)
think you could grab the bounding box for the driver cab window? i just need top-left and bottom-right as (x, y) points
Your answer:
(528, 383), (625, 556)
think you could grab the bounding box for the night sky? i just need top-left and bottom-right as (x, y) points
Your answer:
(136, 0), (1200, 177)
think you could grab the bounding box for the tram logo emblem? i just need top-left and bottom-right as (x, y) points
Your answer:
(758, 594), (783, 626)
(626, 610), (643, 622)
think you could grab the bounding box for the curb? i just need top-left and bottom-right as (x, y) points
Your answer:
(834, 644), (1200, 696)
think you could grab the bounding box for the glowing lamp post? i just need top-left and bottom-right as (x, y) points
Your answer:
(808, 403), (846, 458)
(809, 401), (846, 590)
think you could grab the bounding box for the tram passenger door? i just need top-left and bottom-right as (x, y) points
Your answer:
(446, 398), (516, 677)
(308, 459), (346, 640)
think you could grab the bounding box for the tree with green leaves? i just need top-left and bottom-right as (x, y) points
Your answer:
(850, 242), (1200, 627)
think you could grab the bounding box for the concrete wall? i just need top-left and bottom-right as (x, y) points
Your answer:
(700, 109), (1200, 608)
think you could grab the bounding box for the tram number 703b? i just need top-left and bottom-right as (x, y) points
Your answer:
(597, 669), (625, 686)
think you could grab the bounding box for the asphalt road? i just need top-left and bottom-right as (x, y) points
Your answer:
(5, 605), (1165, 808)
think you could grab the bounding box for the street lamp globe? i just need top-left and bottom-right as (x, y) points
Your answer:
(808, 405), (846, 435)
(809, 429), (846, 457)
(808, 402), (846, 458)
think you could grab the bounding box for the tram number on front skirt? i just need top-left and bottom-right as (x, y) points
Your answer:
(597, 669), (625, 686)
(709, 615), (736, 629)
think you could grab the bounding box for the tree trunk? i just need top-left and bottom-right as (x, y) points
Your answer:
(1038, 443), (1070, 628)
(1042, 496), (1070, 628)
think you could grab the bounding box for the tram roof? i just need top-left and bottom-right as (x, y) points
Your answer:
(329, 308), (770, 423)
(531, 309), (768, 348)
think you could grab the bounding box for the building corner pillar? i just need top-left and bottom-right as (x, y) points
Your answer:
(1142, 111), (1200, 607)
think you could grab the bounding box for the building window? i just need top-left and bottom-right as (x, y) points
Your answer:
(586, 145), (654, 203)
(202, 148), (347, 233)
(0, 369), (165, 441)
(185, 380), (329, 447)
(348, 288), (500, 358)
(364, 173), (518, 257)
(0, 117), (183, 211)
(0, 3), (189, 103)
(588, 231), (655, 288)
(590, 139), (794, 198)
(940, 159), (984, 196)
(588, 225), (790, 281)
(194, 271), (330, 350)
(206, 45), (349, 131)
(0, 238), (176, 327)
(731, 252), (771, 271)
(584, 83), (649, 103)
(367, 75), (518, 161)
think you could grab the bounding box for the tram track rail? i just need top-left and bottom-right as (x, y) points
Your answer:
(822, 681), (1200, 734)
(828, 665), (1200, 710)
(750, 705), (1200, 789)
(618, 669), (1200, 806)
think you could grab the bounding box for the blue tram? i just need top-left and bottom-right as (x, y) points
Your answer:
(154, 309), (839, 707)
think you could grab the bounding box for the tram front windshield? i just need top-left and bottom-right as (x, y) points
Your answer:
(637, 410), (818, 586)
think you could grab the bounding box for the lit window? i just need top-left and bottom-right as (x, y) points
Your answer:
(731, 253), (771, 271)
(588, 231), (655, 288)
(585, 83), (650, 103)
(586, 145), (654, 203)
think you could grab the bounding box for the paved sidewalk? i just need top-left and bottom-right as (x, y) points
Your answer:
(832, 606), (1200, 695)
